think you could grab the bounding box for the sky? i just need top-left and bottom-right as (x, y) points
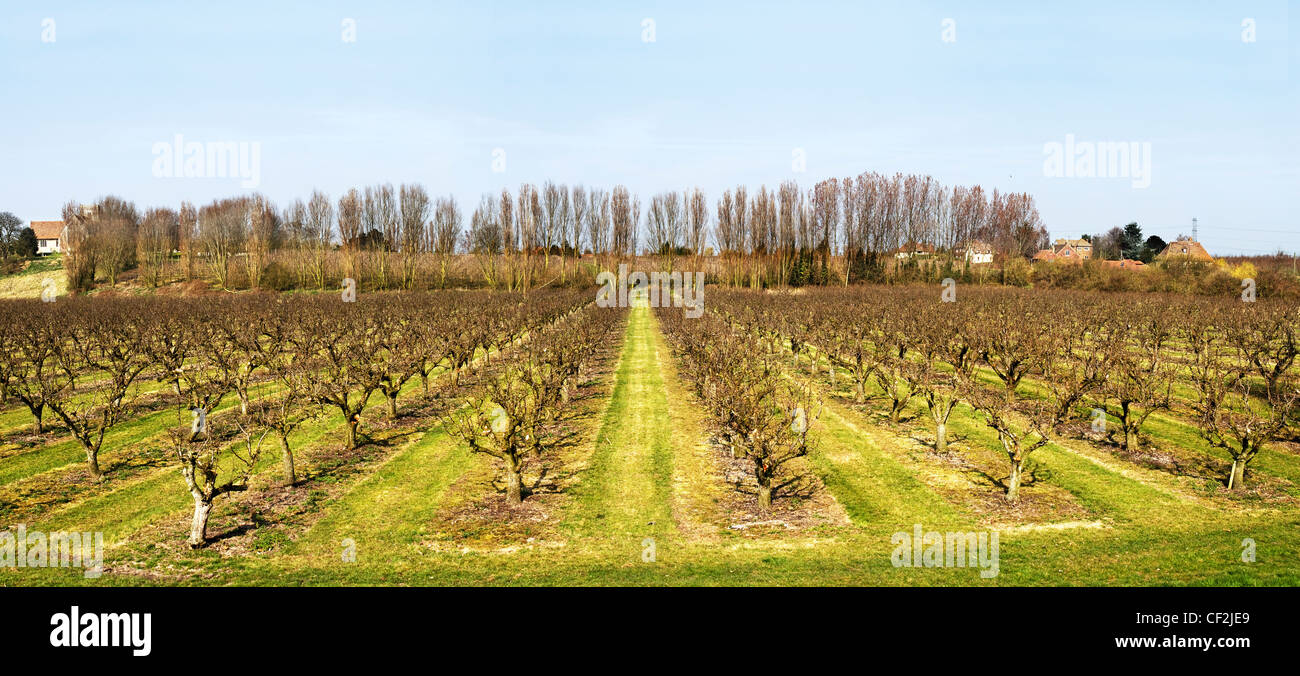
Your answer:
(1, 0), (1296, 255)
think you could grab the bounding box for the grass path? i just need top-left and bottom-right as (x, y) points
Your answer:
(812, 403), (968, 528)
(650, 312), (733, 539)
(268, 428), (474, 572)
(563, 305), (676, 543)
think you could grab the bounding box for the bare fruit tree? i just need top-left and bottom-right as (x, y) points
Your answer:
(171, 412), (263, 548)
(448, 367), (544, 504)
(963, 381), (1054, 503)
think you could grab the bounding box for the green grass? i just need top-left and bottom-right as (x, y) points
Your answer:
(811, 404), (968, 528)
(563, 306), (676, 541)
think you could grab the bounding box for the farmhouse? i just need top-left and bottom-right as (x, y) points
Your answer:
(958, 240), (994, 264)
(1033, 238), (1094, 264)
(1157, 238), (1213, 262)
(892, 242), (935, 259)
(1055, 238), (1093, 258)
(30, 221), (65, 254)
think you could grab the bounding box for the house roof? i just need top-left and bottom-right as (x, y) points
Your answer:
(1055, 244), (1085, 262)
(893, 241), (935, 255)
(962, 240), (994, 254)
(1054, 238), (1091, 248)
(1035, 245), (1085, 263)
(1103, 259), (1147, 270)
(1158, 239), (1213, 261)
(30, 221), (64, 240)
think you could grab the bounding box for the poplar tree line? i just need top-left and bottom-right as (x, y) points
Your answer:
(58, 172), (1045, 293)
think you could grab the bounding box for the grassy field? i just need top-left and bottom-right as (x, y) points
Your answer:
(0, 256), (65, 300)
(2, 303), (1298, 586)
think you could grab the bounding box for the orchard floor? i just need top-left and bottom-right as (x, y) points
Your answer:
(3, 304), (1298, 586)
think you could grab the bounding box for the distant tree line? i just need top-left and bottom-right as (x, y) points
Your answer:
(57, 171), (1049, 293)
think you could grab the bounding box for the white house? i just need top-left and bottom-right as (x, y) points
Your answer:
(960, 240), (994, 264)
(31, 221), (65, 254)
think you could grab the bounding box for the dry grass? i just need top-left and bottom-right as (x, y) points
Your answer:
(0, 258), (66, 299)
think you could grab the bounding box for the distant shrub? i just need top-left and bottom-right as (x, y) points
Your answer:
(1002, 257), (1032, 287)
(1255, 268), (1300, 300)
(0, 255), (23, 276)
(260, 261), (295, 291)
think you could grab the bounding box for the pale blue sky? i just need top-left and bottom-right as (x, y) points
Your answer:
(1, 1), (1295, 254)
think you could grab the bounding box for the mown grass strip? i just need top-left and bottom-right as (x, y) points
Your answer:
(564, 306), (676, 542)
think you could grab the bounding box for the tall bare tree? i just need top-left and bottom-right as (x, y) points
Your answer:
(647, 190), (684, 272)
(305, 191), (334, 289)
(586, 188), (610, 272)
(337, 188), (362, 279)
(399, 183), (430, 288)
(137, 207), (178, 288)
(430, 195), (461, 288)
(687, 187), (708, 273)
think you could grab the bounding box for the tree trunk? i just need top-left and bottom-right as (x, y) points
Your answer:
(1123, 425), (1138, 452)
(855, 380), (865, 404)
(758, 482), (773, 511)
(346, 416), (360, 449)
(239, 389), (249, 416)
(505, 456), (523, 504)
(387, 391), (399, 419)
(280, 433), (297, 486)
(188, 498), (213, 548)
(85, 446), (102, 481)
(1227, 458), (1245, 490)
(30, 404), (43, 434)
(1006, 460), (1023, 503)
(935, 421), (948, 453)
